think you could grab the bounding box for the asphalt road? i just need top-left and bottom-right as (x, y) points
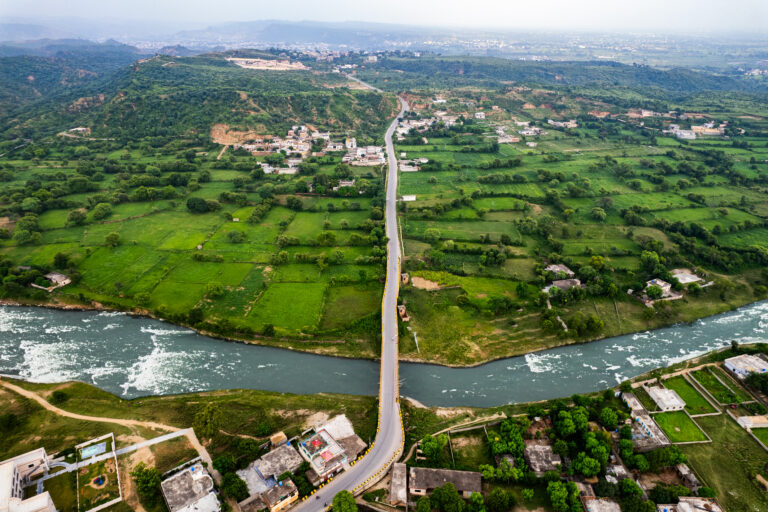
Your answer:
(291, 90), (409, 511)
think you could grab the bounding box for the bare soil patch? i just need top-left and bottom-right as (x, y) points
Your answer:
(411, 277), (441, 290)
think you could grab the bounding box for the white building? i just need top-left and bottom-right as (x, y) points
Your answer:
(0, 449), (56, 512)
(474, 112), (486, 120)
(647, 386), (686, 411)
(725, 354), (768, 380)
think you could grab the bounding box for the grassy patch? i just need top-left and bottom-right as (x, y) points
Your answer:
(653, 411), (708, 443)
(663, 376), (717, 414)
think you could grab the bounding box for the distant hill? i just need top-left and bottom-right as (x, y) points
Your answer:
(0, 39), (148, 117)
(156, 45), (199, 57)
(362, 55), (768, 95)
(2, 54), (397, 142)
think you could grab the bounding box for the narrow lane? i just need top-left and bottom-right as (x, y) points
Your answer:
(292, 89), (408, 511)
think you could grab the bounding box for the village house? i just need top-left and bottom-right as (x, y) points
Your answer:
(408, 468), (481, 498)
(670, 269), (702, 285)
(260, 479), (298, 512)
(297, 430), (347, 481)
(725, 354), (768, 379)
(543, 279), (582, 294)
(474, 112), (486, 120)
(647, 386), (686, 412)
(237, 444), (304, 509)
(544, 264), (575, 279)
(389, 463), (407, 506)
(655, 497), (723, 512)
(675, 464), (702, 493)
(581, 497), (622, 512)
(646, 279), (673, 297)
(0, 449), (56, 512)
(547, 119), (578, 129)
(519, 126), (545, 136)
(523, 444), (561, 476)
(397, 305), (410, 322)
(526, 142), (537, 148)
(621, 393), (671, 452)
(160, 463), (220, 512)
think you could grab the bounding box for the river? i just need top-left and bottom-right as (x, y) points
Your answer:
(1, 302), (767, 407)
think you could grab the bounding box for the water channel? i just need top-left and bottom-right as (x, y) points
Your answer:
(1, 302), (767, 407)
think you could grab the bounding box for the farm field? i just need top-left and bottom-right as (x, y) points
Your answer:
(393, 86), (768, 364)
(662, 376), (717, 415)
(690, 367), (752, 404)
(652, 411), (708, 443)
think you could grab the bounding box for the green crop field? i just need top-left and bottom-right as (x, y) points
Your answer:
(691, 367), (751, 404)
(663, 376), (717, 414)
(653, 411), (708, 443)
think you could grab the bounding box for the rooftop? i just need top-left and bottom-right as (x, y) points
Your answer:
(160, 464), (219, 512)
(656, 497), (723, 512)
(389, 463), (407, 505)
(261, 479), (297, 509)
(582, 497), (622, 512)
(524, 444), (562, 474)
(256, 444), (304, 481)
(647, 386), (686, 410)
(409, 467), (481, 493)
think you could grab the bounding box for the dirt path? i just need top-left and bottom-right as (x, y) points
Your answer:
(217, 146), (227, 160)
(1, 379), (220, 484)
(0, 380), (178, 432)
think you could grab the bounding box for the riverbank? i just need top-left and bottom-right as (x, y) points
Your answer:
(3, 280), (765, 369)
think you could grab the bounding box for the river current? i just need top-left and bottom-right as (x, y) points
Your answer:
(1, 302), (767, 407)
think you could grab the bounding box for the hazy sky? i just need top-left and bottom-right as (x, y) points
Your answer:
(2, 0), (767, 33)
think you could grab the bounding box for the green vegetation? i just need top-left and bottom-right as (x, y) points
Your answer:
(652, 411), (708, 443)
(691, 367), (751, 404)
(663, 376), (717, 415)
(43, 472), (77, 512)
(681, 414), (768, 512)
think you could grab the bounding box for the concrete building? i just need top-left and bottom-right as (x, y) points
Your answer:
(408, 468), (481, 498)
(0, 449), (55, 512)
(675, 464), (701, 493)
(646, 279), (672, 296)
(523, 444), (562, 476)
(260, 479), (298, 512)
(671, 269), (702, 285)
(656, 497), (723, 512)
(297, 430), (347, 481)
(474, 112), (486, 120)
(543, 279), (582, 294)
(647, 386), (686, 411)
(736, 415), (768, 430)
(544, 264), (575, 278)
(389, 463), (407, 506)
(581, 497), (622, 512)
(160, 464), (220, 512)
(725, 354), (768, 379)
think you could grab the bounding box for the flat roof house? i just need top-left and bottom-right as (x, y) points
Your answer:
(523, 444), (562, 476)
(656, 497), (723, 512)
(0, 449), (55, 512)
(581, 497), (622, 512)
(409, 467), (481, 499)
(260, 479), (298, 512)
(647, 386), (686, 411)
(725, 354), (768, 379)
(160, 464), (220, 512)
(389, 463), (407, 506)
(297, 429), (347, 481)
(544, 264), (575, 278)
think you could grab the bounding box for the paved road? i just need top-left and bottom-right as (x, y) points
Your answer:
(292, 89), (408, 512)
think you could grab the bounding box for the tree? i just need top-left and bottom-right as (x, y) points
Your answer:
(221, 473), (249, 501)
(53, 252), (70, 269)
(430, 483), (465, 512)
(646, 285), (663, 299)
(416, 497), (432, 512)
(50, 391), (69, 405)
(227, 230), (246, 243)
(67, 209), (87, 226)
(187, 197), (209, 213)
(194, 403), (222, 439)
(213, 454), (236, 475)
(130, 463), (162, 506)
(105, 232), (120, 248)
(332, 490), (358, 512)
(546, 481), (569, 512)
(591, 207), (607, 222)
(486, 488), (511, 512)
(421, 434), (449, 463)
(92, 203), (112, 220)
(468, 492), (485, 512)
(599, 407), (618, 430)
(521, 489), (534, 503)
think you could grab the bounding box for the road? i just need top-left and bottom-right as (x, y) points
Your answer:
(292, 88), (408, 511)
